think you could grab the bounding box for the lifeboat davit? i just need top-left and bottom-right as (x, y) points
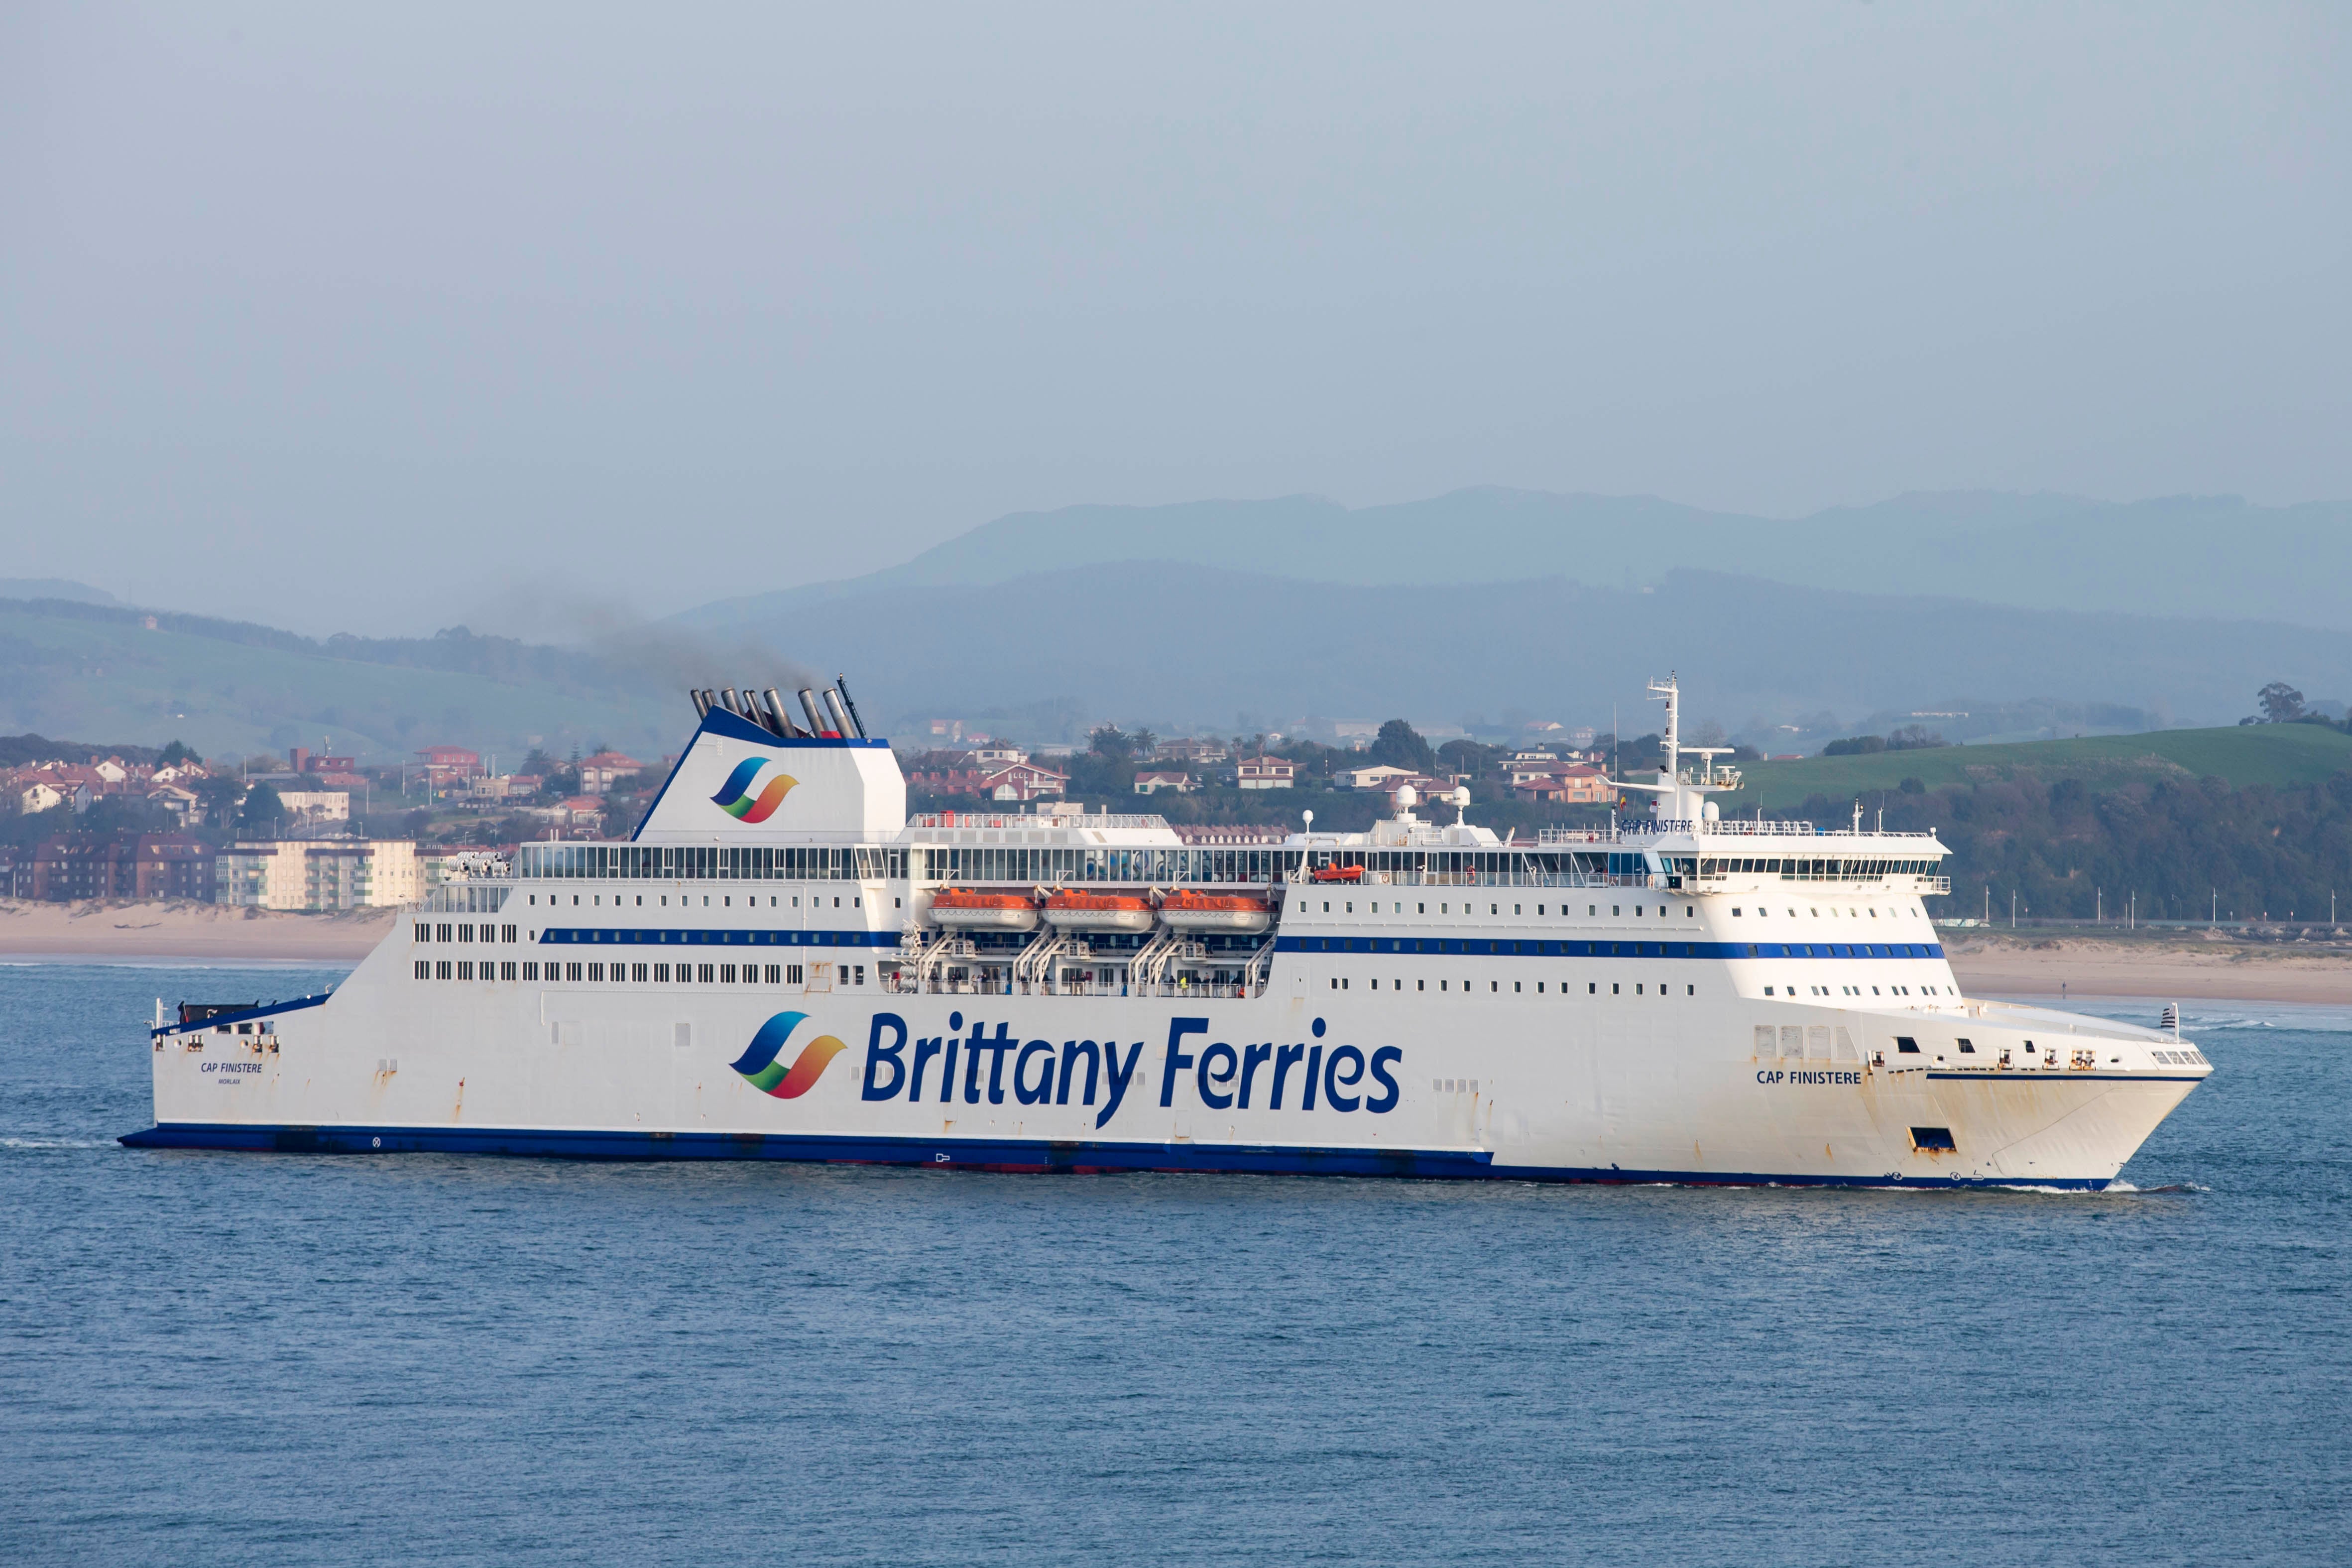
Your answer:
(1310, 863), (1364, 883)
(926, 888), (1039, 931)
(1158, 890), (1271, 934)
(1044, 890), (1156, 933)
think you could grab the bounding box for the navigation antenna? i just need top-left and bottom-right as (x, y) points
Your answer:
(1646, 673), (1680, 784)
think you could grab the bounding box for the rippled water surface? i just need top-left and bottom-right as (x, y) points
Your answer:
(3, 964), (2346, 1565)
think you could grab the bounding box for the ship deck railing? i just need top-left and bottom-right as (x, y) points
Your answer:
(1543, 820), (1946, 843)
(908, 812), (1171, 831)
(886, 976), (1261, 1001)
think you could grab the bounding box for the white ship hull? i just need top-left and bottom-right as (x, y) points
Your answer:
(126, 679), (2210, 1189)
(130, 927), (2203, 1189)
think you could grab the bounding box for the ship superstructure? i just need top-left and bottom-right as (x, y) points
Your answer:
(128, 676), (2210, 1187)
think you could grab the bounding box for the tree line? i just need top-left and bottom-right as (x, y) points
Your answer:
(1798, 769), (2352, 924)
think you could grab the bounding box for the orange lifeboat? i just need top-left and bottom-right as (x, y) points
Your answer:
(1311, 863), (1364, 883)
(926, 888), (1039, 931)
(1159, 890), (1271, 935)
(1044, 890), (1157, 933)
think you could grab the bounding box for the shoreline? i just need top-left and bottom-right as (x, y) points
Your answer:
(1943, 932), (2352, 1004)
(3, 901), (2346, 1002)
(0, 899), (394, 963)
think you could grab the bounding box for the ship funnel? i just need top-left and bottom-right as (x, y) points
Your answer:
(763, 688), (799, 738)
(742, 681), (781, 736)
(798, 688), (830, 736)
(752, 686), (790, 738)
(834, 675), (868, 739)
(822, 687), (853, 739)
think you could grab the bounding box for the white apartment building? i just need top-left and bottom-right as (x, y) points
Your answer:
(276, 790), (351, 824)
(215, 840), (419, 911)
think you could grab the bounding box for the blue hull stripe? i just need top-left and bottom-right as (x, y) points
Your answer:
(527, 931), (1947, 958)
(1278, 935), (1945, 962)
(115, 1122), (2107, 1190)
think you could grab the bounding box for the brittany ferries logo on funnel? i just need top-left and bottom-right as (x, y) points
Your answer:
(711, 757), (797, 823)
(730, 1012), (847, 1098)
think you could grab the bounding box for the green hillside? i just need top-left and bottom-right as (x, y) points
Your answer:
(0, 603), (678, 763)
(1730, 724), (2352, 813)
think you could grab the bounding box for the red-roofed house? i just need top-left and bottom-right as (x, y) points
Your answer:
(982, 762), (1067, 802)
(1512, 764), (1612, 804)
(1235, 756), (1295, 790)
(415, 746), (481, 786)
(577, 751), (646, 794)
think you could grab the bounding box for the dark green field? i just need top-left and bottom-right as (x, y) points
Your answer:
(1733, 724), (2352, 812)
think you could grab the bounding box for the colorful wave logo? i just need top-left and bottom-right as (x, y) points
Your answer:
(711, 757), (798, 823)
(728, 1011), (847, 1099)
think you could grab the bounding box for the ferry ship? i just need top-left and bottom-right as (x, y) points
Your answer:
(125, 677), (2210, 1188)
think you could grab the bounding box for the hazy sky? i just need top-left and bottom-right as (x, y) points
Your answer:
(5, 3), (2347, 635)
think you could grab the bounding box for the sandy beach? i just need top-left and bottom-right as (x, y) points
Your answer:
(0, 899), (395, 963)
(1943, 930), (2352, 1003)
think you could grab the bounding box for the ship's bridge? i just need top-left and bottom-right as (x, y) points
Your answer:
(1606, 819), (1954, 896)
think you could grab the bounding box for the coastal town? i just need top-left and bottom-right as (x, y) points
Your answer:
(0, 717), (1632, 911)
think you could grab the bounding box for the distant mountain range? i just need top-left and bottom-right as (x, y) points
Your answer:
(676, 561), (2352, 742)
(10, 489), (2349, 761)
(681, 488), (2352, 635)
(0, 597), (683, 763)
(0, 579), (118, 607)
(670, 489), (2352, 739)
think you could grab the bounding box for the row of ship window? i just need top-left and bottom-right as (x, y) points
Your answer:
(415, 920), (882, 947)
(415, 960), (868, 986)
(1326, 977), (1701, 996)
(1304, 899), (1698, 919)
(1300, 898), (1924, 922)
(1766, 983), (1949, 997)
(523, 893), (872, 909)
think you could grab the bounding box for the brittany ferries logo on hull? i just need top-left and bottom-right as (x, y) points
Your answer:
(711, 757), (798, 823)
(729, 1011), (848, 1098)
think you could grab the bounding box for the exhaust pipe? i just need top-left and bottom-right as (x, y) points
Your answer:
(798, 688), (830, 736)
(763, 689), (798, 738)
(691, 689), (711, 720)
(822, 687), (853, 739)
(719, 688), (743, 717)
(834, 675), (867, 738)
(746, 688), (779, 736)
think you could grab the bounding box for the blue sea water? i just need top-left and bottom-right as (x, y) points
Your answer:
(2, 963), (2346, 1566)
